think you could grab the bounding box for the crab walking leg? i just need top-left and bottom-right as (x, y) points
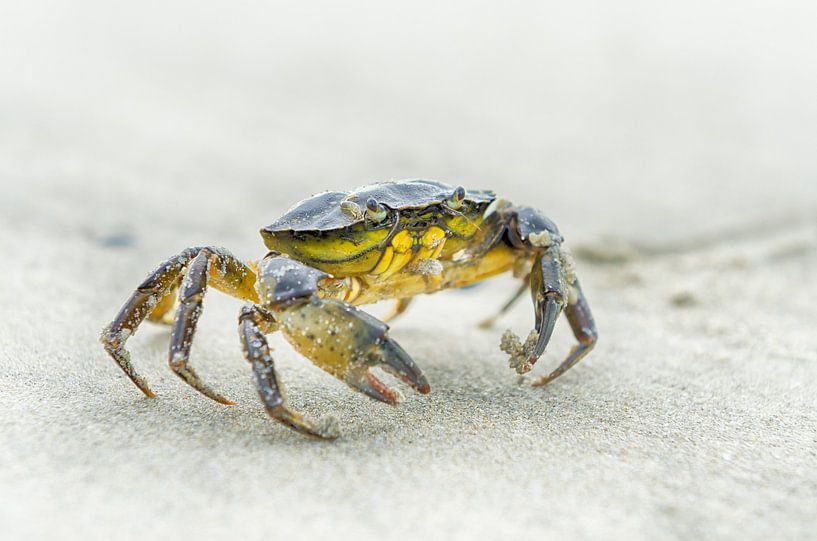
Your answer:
(238, 305), (340, 439)
(168, 248), (258, 404)
(533, 280), (597, 387)
(101, 247), (203, 397)
(145, 276), (181, 325)
(382, 297), (413, 323)
(100, 246), (257, 399)
(477, 277), (529, 329)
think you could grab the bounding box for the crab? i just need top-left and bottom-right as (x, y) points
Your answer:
(101, 179), (597, 439)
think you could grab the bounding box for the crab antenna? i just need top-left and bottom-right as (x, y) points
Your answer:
(365, 197), (387, 222)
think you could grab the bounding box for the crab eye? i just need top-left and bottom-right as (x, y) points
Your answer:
(446, 186), (466, 210)
(365, 197), (387, 222)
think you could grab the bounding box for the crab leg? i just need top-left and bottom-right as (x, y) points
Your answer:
(145, 275), (181, 325)
(477, 277), (529, 329)
(168, 250), (245, 404)
(532, 280), (597, 386)
(238, 304), (340, 439)
(497, 205), (598, 384)
(383, 297), (413, 323)
(529, 247), (568, 363)
(100, 246), (257, 399)
(101, 247), (202, 397)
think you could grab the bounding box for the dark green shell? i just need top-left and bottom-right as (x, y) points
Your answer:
(264, 179), (495, 233)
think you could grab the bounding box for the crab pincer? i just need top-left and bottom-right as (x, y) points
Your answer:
(278, 297), (430, 405)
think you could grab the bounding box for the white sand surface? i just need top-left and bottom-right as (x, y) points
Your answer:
(1, 2), (816, 540)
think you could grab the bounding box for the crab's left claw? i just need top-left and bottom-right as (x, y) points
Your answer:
(278, 298), (430, 404)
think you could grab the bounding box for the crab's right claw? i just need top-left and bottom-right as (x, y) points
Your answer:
(343, 335), (430, 405)
(279, 298), (430, 404)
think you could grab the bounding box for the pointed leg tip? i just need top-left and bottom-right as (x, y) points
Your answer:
(207, 392), (235, 405)
(268, 406), (342, 439)
(303, 416), (342, 439)
(132, 376), (157, 398)
(531, 376), (552, 387)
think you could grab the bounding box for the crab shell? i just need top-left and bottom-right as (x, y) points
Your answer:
(261, 179), (496, 275)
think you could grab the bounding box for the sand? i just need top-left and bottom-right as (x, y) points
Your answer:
(1, 2), (816, 540)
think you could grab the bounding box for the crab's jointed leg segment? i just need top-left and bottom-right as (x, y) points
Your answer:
(101, 247), (201, 397)
(477, 276), (529, 329)
(532, 280), (597, 386)
(169, 249), (258, 405)
(100, 247), (258, 399)
(146, 275), (181, 325)
(498, 206), (598, 383)
(238, 304), (340, 439)
(383, 297), (413, 323)
(374, 230), (414, 280)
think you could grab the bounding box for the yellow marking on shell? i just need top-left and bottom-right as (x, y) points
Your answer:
(423, 227), (446, 249)
(263, 226), (390, 269)
(298, 228), (390, 261)
(371, 246), (394, 275)
(376, 226), (450, 280)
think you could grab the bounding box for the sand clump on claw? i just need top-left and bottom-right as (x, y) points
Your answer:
(500, 329), (540, 374)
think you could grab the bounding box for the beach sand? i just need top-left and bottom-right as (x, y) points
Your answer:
(1, 2), (816, 539)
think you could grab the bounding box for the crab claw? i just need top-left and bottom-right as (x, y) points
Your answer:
(501, 249), (568, 375)
(531, 295), (563, 364)
(279, 298), (430, 402)
(346, 334), (430, 404)
(346, 367), (401, 405)
(372, 337), (431, 394)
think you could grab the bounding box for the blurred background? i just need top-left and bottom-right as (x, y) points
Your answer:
(1, 2), (816, 540)
(2, 0), (815, 249)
